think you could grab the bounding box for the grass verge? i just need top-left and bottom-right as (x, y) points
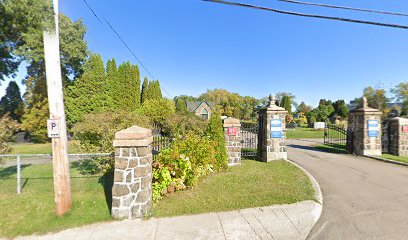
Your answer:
(0, 162), (112, 237)
(1, 159), (315, 237)
(152, 159), (315, 217)
(381, 154), (408, 164)
(286, 128), (324, 139)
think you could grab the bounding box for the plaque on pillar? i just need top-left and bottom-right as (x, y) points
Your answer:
(270, 119), (283, 139)
(368, 120), (379, 138)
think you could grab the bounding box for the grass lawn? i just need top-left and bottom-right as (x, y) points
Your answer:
(9, 141), (82, 154)
(286, 128), (324, 139)
(0, 162), (112, 237)
(152, 160), (315, 217)
(0, 159), (314, 237)
(381, 154), (408, 164)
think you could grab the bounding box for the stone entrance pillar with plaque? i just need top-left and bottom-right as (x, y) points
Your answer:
(258, 95), (288, 162)
(223, 117), (242, 166)
(348, 97), (382, 156)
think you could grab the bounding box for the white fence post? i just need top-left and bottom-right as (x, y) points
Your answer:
(17, 155), (21, 194)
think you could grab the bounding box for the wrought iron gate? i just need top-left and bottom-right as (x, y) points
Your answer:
(324, 124), (349, 151)
(241, 122), (258, 157)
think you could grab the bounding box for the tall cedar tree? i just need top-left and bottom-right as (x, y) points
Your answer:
(146, 80), (163, 101)
(130, 64), (141, 109)
(141, 77), (149, 104)
(117, 62), (141, 110)
(66, 54), (108, 128)
(106, 59), (119, 109)
(0, 81), (24, 121)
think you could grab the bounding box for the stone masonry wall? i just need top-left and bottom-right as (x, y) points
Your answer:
(112, 126), (153, 219)
(223, 117), (241, 166)
(389, 118), (408, 156)
(348, 97), (382, 156)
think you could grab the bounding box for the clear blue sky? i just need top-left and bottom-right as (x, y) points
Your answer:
(1, 0), (408, 106)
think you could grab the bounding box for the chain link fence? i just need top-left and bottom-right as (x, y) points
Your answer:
(0, 153), (113, 195)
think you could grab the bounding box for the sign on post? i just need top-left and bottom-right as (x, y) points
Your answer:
(47, 119), (60, 138)
(227, 127), (238, 136)
(367, 120), (379, 138)
(270, 119), (283, 139)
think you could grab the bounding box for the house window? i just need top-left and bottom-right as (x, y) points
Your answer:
(201, 108), (209, 120)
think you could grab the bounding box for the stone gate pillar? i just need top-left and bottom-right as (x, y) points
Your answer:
(111, 126), (153, 219)
(389, 117), (408, 156)
(258, 95), (288, 162)
(223, 117), (241, 166)
(348, 97), (382, 156)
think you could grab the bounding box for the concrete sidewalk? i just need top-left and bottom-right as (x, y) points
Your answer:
(15, 200), (321, 240)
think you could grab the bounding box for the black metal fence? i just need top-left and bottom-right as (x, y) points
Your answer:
(241, 122), (259, 157)
(152, 135), (171, 160)
(324, 124), (348, 150)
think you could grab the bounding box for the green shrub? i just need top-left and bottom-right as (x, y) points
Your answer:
(72, 111), (150, 173)
(142, 98), (175, 128)
(0, 114), (20, 154)
(206, 113), (228, 170)
(72, 111), (150, 153)
(152, 133), (219, 202)
(162, 112), (208, 137)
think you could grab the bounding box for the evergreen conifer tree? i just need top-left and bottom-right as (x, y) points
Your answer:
(0, 81), (24, 121)
(65, 54), (107, 127)
(106, 59), (118, 109)
(141, 77), (149, 104)
(130, 64), (141, 109)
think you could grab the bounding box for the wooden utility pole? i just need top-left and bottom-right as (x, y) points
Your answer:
(43, 0), (72, 216)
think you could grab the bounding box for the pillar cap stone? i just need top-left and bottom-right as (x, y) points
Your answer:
(262, 94), (287, 112)
(390, 117), (408, 126)
(351, 96), (382, 114)
(113, 125), (152, 147)
(223, 117), (241, 127)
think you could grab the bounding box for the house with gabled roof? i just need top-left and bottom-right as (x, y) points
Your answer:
(186, 101), (215, 120)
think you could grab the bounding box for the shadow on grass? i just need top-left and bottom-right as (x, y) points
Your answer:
(0, 164), (31, 178)
(99, 171), (113, 214)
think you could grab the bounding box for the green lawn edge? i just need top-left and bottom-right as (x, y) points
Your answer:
(1, 159), (315, 237)
(151, 159), (315, 218)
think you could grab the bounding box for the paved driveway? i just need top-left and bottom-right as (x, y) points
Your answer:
(287, 139), (408, 240)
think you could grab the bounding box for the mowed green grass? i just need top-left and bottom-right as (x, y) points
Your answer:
(0, 159), (315, 237)
(0, 163), (112, 237)
(9, 141), (82, 154)
(152, 160), (315, 217)
(381, 154), (408, 164)
(286, 128), (324, 139)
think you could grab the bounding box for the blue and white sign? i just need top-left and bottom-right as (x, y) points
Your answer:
(270, 119), (283, 139)
(367, 120), (379, 138)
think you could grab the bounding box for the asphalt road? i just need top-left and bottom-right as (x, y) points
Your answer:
(287, 139), (408, 240)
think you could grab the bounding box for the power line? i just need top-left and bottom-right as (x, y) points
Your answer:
(81, 0), (173, 99)
(203, 0), (408, 29)
(278, 0), (408, 17)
